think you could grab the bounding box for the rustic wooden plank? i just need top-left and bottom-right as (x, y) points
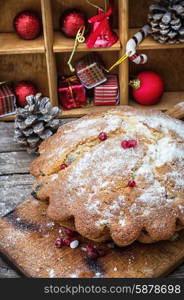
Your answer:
(0, 174), (34, 187)
(0, 184), (32, 216)
(169, 265), (184, 278)
(0, 152), (35, 175)
(0, 122), (23, 152)
(0, 257), (20, 278)
(1, 254), (183, 278)
(0, 174), (34, 217)
(0, 121), (76, 149)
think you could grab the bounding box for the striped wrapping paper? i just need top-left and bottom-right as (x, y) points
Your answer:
(94, 75), (119, 106)
(0, 83), (16, 117)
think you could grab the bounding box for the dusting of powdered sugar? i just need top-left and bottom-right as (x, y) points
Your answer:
(88, 200), (100, 213)
(119, 219), (126, 227)
(47, 269), (56, 278)
(136, 113), (184, 139)
(121, 117), (154, 139)
(42, 109), (184, 232)
(153, 137), (184, 167)
(66, 115), (123, 139)
(46, 116), (123, 161)
(137, 180), (166, 205)
(66, 135), (143, 225)
(67, 135), (144, 193)
(50, 174), (59, 181)
(65, 113), (184, 225)
(166, 171), (184, 188)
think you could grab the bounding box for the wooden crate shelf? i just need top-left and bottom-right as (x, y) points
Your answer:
(53, 31), (121, 53)
(0, 0), (184, 121)
(130, 91), (184, 111)
(61, 91), (184, 117)
(0, 33), (45, 55)
(1, 91), (184, 121)
(129, 29), (184, 50)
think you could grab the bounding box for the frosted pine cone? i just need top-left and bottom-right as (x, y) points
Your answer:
(14, 93), (60, 153)
(148, 0), (184, 44)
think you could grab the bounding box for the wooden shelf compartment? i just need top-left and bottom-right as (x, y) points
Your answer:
(1, 0), (184, 122)
(130, 91), (184, 111)
(1, 91), (184, 121)
(0, 33), (45, 55)
(0, 114), (16, 121)
(53, 31), (121, 53)
(59, 92), (184, 117)
(129, 29), (184, 51)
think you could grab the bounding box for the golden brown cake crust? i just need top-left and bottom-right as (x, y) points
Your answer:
(30, 107), (184, 246)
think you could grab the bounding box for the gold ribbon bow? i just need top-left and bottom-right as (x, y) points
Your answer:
(61, 75), (79, 98)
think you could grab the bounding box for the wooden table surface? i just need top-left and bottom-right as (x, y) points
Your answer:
(0, 121), (184, 278)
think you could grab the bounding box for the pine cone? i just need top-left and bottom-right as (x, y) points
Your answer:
(148, 0), (184, 44)
(14, 93), (60, 153)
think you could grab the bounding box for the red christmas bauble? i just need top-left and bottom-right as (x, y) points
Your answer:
(14, 10), (42, 40)
(130, 71), (164, 106)
(15, 81), (37, 107)
(60, 9), (86, 38)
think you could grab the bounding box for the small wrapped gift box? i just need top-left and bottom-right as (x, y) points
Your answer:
(75, 53), (107, 89)
(58, 76), (86, 110)
(0, 82), (16, 117)
(94, 75), (119, 106)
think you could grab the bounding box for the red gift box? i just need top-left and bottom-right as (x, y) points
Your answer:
(58, 76), (86, 110)
(94, 75), (119, 106)
(0, 82), (16, 117)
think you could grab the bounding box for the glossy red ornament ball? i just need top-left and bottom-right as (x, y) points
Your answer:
(15, 81), (37, 107)
(60, 9), (86, 38)
(14, 10), (42, 40)
(130, 71), (164, 106)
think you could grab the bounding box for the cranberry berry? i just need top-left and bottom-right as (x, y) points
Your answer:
(60, 163), (68, 170)
(55, 238), (65, 248)
(98, 132), (108, 141)
(128, 180), (136, 188)
(86, 246), (99, 260)
(121, 140), (138, 149)
(63, 237), (73, 246)
(86, 246), (108, 260)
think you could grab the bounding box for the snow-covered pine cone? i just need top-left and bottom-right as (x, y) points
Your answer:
(148, 0), (184, 44)
(14, 93), (60, 153)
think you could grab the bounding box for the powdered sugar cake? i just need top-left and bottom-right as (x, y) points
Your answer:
(30, 107), (184, 247)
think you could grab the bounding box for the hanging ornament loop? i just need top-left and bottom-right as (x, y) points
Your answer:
(104, 25), (151, 72)
(104, 53), (129, 73)
(67, 26), (85, 72)
(86, 0), (107, 12)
